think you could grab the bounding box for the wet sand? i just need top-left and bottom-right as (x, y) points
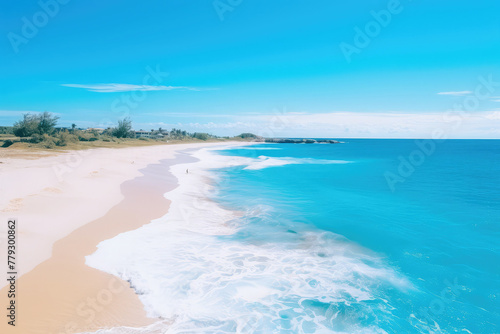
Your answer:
(0, 143), (249, 334)
(0, 154), (190, 333)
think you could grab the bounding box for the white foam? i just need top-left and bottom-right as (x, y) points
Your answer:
(243, 156), (351, 170)
(84, 146), (408, 333)
(232, 146), (283, 150)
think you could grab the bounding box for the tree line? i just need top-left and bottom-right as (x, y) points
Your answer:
(4, 112), (220, 148)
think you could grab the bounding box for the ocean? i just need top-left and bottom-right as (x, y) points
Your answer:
(86, 139), (500, 333)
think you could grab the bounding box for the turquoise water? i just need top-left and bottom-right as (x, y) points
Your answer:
(212, 140), (500, 333)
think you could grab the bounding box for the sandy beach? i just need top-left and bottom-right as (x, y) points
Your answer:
(0, 142), (245, 334)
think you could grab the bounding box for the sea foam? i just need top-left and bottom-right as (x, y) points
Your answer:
(243, 156), (351, 170)
(84, 146), (408, 334)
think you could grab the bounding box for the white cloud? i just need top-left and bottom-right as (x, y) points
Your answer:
(137, 111), (500, 139)
(62, 83), (202, 93)
(0, 110), (42, 117)
(484, 111), (500, 120)
(437, 91), (472, 96)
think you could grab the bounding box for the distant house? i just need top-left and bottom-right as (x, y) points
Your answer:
(54, 126), (87, 133)
(87, 128), (105, 134)
(135, 130), (151, 138)
(151, 133), (164, 139)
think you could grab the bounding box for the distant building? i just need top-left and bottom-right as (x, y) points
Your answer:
(151, 133), (164, 139)
(87, 128), (105, 134)
(135, 130), (151, 138)
(134, 130), (166, 139)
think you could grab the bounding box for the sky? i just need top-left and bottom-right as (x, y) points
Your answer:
(1, 0), (499, 138)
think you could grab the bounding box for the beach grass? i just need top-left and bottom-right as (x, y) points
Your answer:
(0, 136), (251, 159)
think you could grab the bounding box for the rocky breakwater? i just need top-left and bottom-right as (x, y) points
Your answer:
(264, 138), (340, 144)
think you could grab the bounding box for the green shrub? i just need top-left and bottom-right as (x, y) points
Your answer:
(2, 139), (14, 147)
(193, 132), (210, 140)
(13, 112), (59, 138)
(30, 133), (44, 143)
(29, 134), (56, 148)
(56, 131), (78, 146)
(77, 132), (98, 141)
(41, 135), (56, 149)
(0, 127), (14, 135)
(112, 118), (133, 138)
(43, 140), (56, 149)
(138, 137), (149, 141)
(38, 112), (59, 135)
(238, 133), (258, 139)
(78, 134), (89, 141)
(13, 114), (39, 138)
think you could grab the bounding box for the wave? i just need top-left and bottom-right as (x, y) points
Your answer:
(243, 156), (352, 170)
(84, 146), (408, 333)
(232, 146), (283, 150)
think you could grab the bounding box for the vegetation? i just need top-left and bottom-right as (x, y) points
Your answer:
(2, 113), (258, 151)
(56, 130), (78, 146)
(38, 112), (59, 135)
(238, 133), (259, 139)
(0, 126), (14, 134)
(112, 117), (134, 138)
(13, 114), (39, 138)
(13, 112), (59, 138)
(192, 132), (210, 140)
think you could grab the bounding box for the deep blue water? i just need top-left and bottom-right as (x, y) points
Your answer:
(212, 139), (500, 333)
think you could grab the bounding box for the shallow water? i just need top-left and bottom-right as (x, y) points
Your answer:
(86, 140), (500, 333)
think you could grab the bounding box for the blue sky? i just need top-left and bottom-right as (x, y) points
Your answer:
(1, 0), (499, 138)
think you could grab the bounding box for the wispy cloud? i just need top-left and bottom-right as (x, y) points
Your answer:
(437, 91), (472, 96)
(490, 96), (500, 102)
(184, 111), (500, 138)
(0, 110), (42, 117)
(62, 83), (203, 93)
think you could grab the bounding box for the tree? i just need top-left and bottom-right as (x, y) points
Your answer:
(13, 114), (39, 138)
(71, 123), (76, 133)
(193, 132), (209, 140)
(0, 126), (14, 134)
(112, 117), (133, 138)
(37, 112), (59, 135)
(238, 133), (258, 139)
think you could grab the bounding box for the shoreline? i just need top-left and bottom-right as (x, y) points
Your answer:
(0, 142), (245, 283)
(0, 142), (252, 334)
(81, 145), (248, 333)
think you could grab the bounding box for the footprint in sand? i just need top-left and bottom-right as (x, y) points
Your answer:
(42, 187), (63, 194)
(1, 198), (23, 212)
